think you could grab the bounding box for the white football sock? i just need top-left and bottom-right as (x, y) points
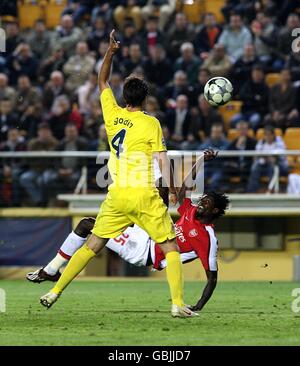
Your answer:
(44, 253), (68, 275)
(44, 232), (87, 275)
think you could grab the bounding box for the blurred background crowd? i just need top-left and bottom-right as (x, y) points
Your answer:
(1, 0), (300, 207)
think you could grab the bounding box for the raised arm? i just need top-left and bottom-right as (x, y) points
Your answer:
(157, 151), (178, 205)
(98, 29), (120, 93)
(178, 149), (218, 205)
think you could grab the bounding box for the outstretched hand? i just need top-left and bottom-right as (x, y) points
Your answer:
(203, 148), (218, 161)
(109, 29), (120, 54)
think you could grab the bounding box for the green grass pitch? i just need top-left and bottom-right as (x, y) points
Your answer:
(0, 279), (299, 345)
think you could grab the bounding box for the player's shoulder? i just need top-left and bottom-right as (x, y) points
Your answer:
(141, 112), (161, 125)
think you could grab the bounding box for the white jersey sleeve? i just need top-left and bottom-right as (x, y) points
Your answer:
(106, 225), (151, 267)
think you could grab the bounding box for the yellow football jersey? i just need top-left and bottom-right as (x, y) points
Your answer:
(100, 87), (166, 188)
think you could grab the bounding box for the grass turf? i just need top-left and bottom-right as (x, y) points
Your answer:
(0, 279), (299, 345)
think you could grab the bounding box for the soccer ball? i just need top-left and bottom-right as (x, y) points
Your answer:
(204, 77), (233, 107)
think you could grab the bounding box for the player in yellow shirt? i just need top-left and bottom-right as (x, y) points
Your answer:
(40, 30), (197, 317)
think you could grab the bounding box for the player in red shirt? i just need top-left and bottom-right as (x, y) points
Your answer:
(27, 149), (229, 311)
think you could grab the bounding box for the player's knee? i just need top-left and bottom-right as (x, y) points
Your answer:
(74, 217), (95, 237)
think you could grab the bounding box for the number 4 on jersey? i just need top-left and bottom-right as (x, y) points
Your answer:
(112, 129), (126, 158)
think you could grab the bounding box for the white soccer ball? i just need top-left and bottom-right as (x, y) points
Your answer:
(204, 77), (233, 107)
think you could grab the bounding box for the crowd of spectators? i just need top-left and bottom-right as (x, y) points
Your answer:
(0, 0), (300, 206)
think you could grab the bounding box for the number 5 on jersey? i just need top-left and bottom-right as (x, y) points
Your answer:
(112, 129), (126, 158)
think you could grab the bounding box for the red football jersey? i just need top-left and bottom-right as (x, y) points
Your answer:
(153, 198), (218, 271)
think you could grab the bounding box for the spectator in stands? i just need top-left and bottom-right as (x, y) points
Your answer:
(231, 43), (258, 92)
(121, 43), (144, 76)
(0, 98), (18, 142)
(218, 14), (252, 61)
(166, 12), (195, 58)
(54, 123), (88, 194)
(277, 13), (300, 65)
(225, 120), (257, 188)
(15, 75), (42, 118)
(82, 99), (104, 143)
(91, 1), (114, 23)
(194, 12), (222, 59)
(189, 94), (224, 138)
(231, 64), (269, 131)
(140, 16), (165, 54)
(222, 0), (257, 23)
(62, 0), (96, 25)
(0, 73), (16, 104)
(43, 71), (69, 111)
(63, 41), (95, 91)
(27, 19), (51, 61)
(165, 94), (191, 144)
(251, 12), (278, 70)
(51, 15), (83, 57)
(109, 73), (124, 105)
(19, 122), (58, 206)
(114, 1), (145, 31)
(38, 45), (66, 84)
(200, 122), (229, 191)
(246, 125), (289, 193)
(47, 95), (83, 140)
(76, 71), (99, 114)
(0, 127), (26, 206)
(174, 42), (201, 85)
(7, 43), (38, 84)
(287, 49), (300, 82)
(161, 124), (181, 150)
(264, 68), (299, 130)
(145, 95), (165, 124)
(202, 43), (232, 78)
(87, 16), (109, 52)
(190, 68), (211, 106)
(3, 21), (23, 59)
(143, 44), (172, 88)
(142, 0), (176, 30)
(119, 21), (142, 49)
(163, 70), (192, 108)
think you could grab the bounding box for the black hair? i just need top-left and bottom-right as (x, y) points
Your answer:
(264, 124), (275, 134)
(252, 63), (265, 73)
(123, 76), (149, 107)
(206, 191), (229, 219)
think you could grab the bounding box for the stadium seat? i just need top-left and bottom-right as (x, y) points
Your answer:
(17, 0), (44, 29)
(265, 73), (280, 87)
(284, 128), (300, 150)
(203, 0), (225, 23)
(45, 0), (67, 28)
(227, 128), (254, 141)
(182, 0), (203, 24)
(218, 100), (242, 129)
(256, 128), (282, 141)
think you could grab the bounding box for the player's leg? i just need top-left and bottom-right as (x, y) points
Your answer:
(40, 193), (132, 308)
(40, 234), (108, 308)
(129, 188), (197, 317)
(27, 217), (95, 283)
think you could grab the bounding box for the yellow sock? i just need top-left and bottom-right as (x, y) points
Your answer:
(165, 251), (184, 307)
(51, 244), (96, 295)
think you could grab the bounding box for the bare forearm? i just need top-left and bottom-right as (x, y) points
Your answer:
(193, 271), (217, 311)
(158, 151), (176, 194)
(98, 49), (114, 90)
